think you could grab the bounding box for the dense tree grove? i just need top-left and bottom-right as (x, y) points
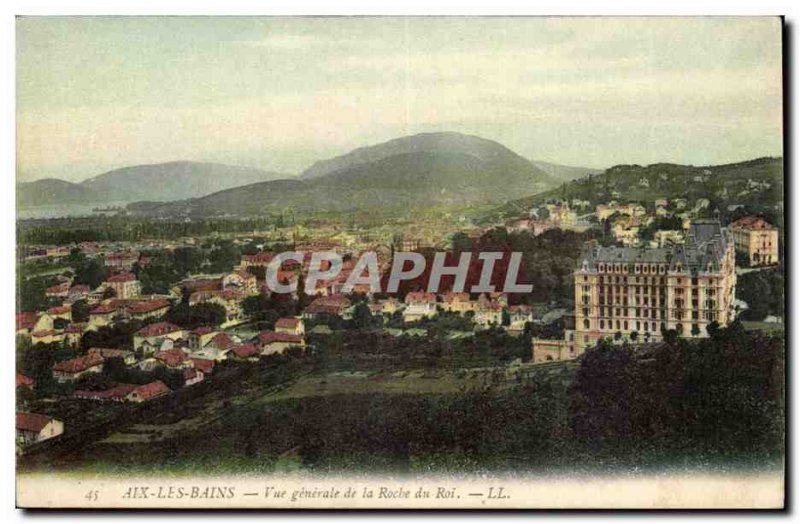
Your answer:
(17, 274), (60, 312)
(17, 216), (280, 245)
(18, 317), (782, 475)
(165, 303), (227, 330)
(736, 266), (785, 321)
(392, 228), (588, 305)
(66, 323), (781, 475)
(287, 323), (781, 472)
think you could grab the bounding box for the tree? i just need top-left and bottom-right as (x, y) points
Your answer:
(662, 328), (679, 346)
(139, 256), (183, 294)
(71, 299), (91, 323)
(537, 206), (550, 220)
(166, 302), (227, 329)
(450, 232), (473, 253)
(172, 247), (203, 276)
(707, 320), (721, 339)
(349, 302), (374, 330)
(17, 276), (54, 312)
(629, 331), (639, 342)
(81, 321), (143, 351)
(246, 265), (266, 281)
(74, 258), (109, 289)
(574, 340), (636, 440)
(207, 240), (240, 273)
(735, 251), (751, 268)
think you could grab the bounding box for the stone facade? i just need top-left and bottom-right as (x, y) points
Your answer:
(572, 221), (737, 351)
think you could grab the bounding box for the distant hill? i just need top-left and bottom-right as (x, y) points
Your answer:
(530, 160), (603, 181)
(17, 161), (292, 207)
(17, 178), (101, 207)
(300, 132), (553, 182)
(486, 156), (784, 224)
(131, 133), (557, 217)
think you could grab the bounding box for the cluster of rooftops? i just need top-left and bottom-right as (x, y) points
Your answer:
(579, 221), (732, 275)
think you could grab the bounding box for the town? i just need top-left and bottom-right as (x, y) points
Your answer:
(16, 179), (783, 459)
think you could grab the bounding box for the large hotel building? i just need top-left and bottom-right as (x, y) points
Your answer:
(534, 221), (737, 362)
(729, 216), (779, 266)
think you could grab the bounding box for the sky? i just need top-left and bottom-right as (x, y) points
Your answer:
(17, 16), (783, 182)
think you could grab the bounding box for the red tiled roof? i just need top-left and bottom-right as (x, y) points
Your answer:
(69, 285), (90, 295)
(180, 278), (222, 292)
(305, 294), (351, 315)
(231, 343), (259, 358)
(16, 412), (55, 433)
(106, 272), (138, 283)
(64, 323), (85, 334)
(304, 303), (346, 316)
(731, 216), (775, 230)
(258, 331), (303, 345)
(206, 332), (235, 350)
(16, 374), (34, 388)
(155, 348), (189, 367)
(52, 354), (105, 374)
(183, 368), (202, 381)
(16, 312), (38, 331)
(442, 292), (470, 303)
(189, 358), (215, 374)
(90, 303), (119, 315)
(192, 326), (216, 336)
(47, 305), (71, 316)
(130, 381), (171, 401)
(73, 384), (136, 401)
(46, 282), (70, 294)
(406, 291), (436, 303)
(88, 347), (133, 359)
(242, 252), (274, 264)
(275, 317), (301, 329)
(135, 321), (183, 338)
(509, 304), (533, 313)
(127, 299), (170, 314)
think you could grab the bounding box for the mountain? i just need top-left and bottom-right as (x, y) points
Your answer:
(300, 132), (553, 182)
(78, 161), (291, 202)
(17, 161), (292, 208)
(17, 178), (101, 207)
(131, 133), (557, 217)
(485, 156), (784, 224)
(530, 160), (603, 181)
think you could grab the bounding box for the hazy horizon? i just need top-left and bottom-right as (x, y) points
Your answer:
(17, 17), (783, 183)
